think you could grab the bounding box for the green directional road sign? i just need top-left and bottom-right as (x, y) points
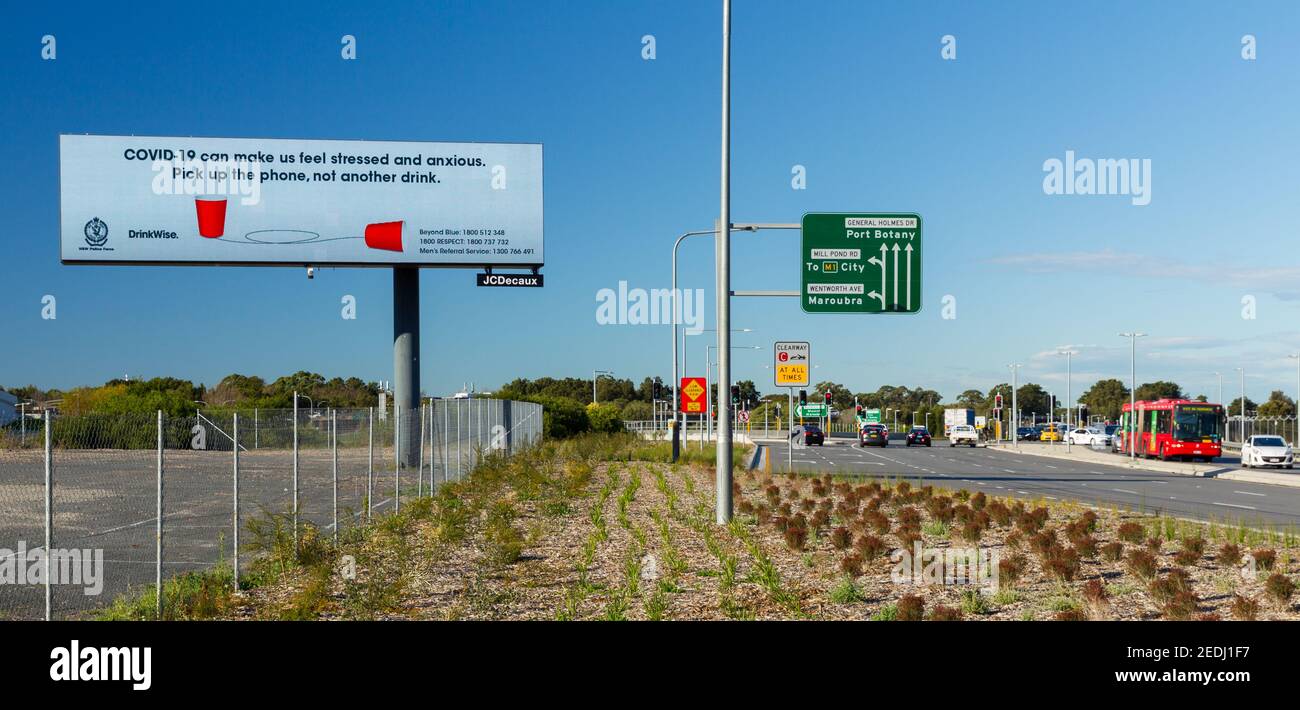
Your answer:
(801, 213), (922, 314)
(796, 404), (828, 418)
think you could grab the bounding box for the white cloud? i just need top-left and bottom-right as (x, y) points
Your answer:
(985, 250), (1300, 299)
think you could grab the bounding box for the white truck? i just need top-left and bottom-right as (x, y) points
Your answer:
(943, 408), (975, 435)
(948, 424), (979, 447)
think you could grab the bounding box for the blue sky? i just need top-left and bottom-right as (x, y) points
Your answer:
(3, 1), (1300, 405)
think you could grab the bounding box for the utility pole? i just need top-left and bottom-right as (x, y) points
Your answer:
(1059, 350), (1075, 452)
(1290, 355), (1300, 445)
(1009, 364), (1022, 450)
(714, 0), (734, 525)
(1236, 366), (1246, 444)
(1120, 333), (1146, 462)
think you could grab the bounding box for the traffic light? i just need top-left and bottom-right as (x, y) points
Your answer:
(652, 380), (662, 400)
(855, 404), (863, 415)
(799, 390), (807, 406)
(994, 394), (1004, 409)
(824, 391), (832, 405)
(730, 385), (740, 405)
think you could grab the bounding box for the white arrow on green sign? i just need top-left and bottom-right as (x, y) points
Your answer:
(797, 404), (828, 418)
(801, 213), (922, 314)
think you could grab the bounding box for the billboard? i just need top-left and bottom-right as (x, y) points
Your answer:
(60, 134), (543, 267)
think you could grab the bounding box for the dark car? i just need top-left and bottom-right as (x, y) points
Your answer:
(860, 423), (889, 447)
(906, 426), (932, 447)
(1017, 426), (1039, 441)
(794, 424), (825, 446)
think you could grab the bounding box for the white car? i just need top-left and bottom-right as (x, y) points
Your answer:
(1068, 427), (1110, 446)
(948, 424), (978, 447)
(1241, 435), (1294, 469)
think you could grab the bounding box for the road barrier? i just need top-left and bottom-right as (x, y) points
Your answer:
(0, 399), (542, 620)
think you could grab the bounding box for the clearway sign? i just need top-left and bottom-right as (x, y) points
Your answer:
(774, 341), (810, 387)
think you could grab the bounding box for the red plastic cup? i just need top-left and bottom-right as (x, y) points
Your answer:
(195, 198), (228, 238)
(364, 221), (403, 252)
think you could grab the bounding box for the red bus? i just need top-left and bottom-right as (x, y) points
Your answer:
(1116, 399), (1224, 462)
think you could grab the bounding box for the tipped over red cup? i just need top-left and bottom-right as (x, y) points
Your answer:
(364, 221), (404, 252)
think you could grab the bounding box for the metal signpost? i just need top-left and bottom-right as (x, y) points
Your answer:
(800, 213), (922, 314)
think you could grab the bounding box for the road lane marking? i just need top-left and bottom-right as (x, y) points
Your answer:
(1235, 491), (1267, 497)
(1111, 488), (1139, 495)
(1212, 501), (1257, 511)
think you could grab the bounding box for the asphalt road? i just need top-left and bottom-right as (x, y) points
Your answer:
(765, 436), (1300, 528)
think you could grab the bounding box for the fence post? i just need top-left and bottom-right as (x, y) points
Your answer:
(456, 399), (462, 480)
(254, 407), (259, 449)
(434, 397), (439, 491)
(331, 409), (338, 542)
(367, 407), (374, 521)
(394, 403), (401, 513)
(292, 392), (299, 551)
(155, 409), (164, 620)
(233, 412), (240, 590)
(443, 400), (449, 486)
(418, 401), (425, 497)
(43, 410), (52, 621)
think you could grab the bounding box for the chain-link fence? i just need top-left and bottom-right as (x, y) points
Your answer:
(1225, 415), (1299, 446)
(0, 398), (542, 620)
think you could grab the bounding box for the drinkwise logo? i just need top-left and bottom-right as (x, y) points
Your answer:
(49, 640), (151, 691)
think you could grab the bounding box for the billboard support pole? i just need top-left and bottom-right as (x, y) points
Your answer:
(394, 267), (420, 468)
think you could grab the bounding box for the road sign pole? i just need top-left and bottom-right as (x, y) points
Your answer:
(787, 387), (793, 472)
(714, 0), (734, 526)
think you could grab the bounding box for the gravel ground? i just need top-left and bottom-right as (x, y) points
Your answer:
(221, 448), (1300, 620)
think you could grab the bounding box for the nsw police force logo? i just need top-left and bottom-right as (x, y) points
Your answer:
(84, 217), (108, 247)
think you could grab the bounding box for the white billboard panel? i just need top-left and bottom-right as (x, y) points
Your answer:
(59, 134), (543, 267)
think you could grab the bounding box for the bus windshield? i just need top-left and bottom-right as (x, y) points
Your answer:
(1173, 406), (1221, 441)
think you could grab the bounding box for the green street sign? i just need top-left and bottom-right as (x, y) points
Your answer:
(801, 213), (922, 314)
(864, 408), (882, 424)
(796, 404), (828, 418)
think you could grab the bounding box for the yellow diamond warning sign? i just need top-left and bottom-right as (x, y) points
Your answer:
(680, 377), (706, 413)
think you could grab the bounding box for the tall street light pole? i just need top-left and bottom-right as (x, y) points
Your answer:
(1235, 366), (1245, 444)
(1009, 364), (1022, 450)
(1058, 350), (1076, 452)
(671, 228), (719, 461)
(715, 0), (733, 525)
(1290, 355), (1300, 445)
(1120, 333), (1146, 463)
